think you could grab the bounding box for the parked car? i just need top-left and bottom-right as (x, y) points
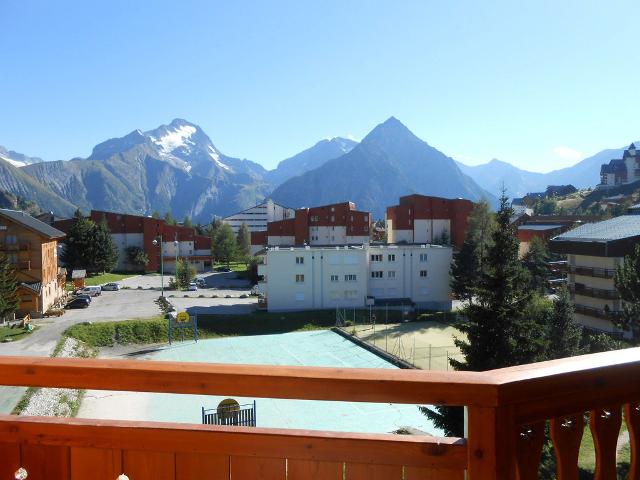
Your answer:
(66, 298), (90, 309)
(187, 282), (198, 291)
(73, 294), (92, 303)
(101, 282), (120, 291)
(76, 286), (102, 297)
(216, 266), (232, 272)
(195, 278), (206, 288)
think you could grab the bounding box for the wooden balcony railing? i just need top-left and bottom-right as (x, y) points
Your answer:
(570, 265), (617, 279)
(572, 283), (620, 300)
(0, 349), (639, 479)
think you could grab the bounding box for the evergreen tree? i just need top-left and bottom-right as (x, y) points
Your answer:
(209, 217), (224, 260)
(92, 217), (119, 273)
(0, 253), (19, 320)
(183, 216), (192, 228)
(61, 209), (96, 269)
(450, 200), (496, 303)
(522, 236), (551, 294)
(547, 287), (582, 359)
(151, 210), (161, 219)
(236, 223), (251, 258)
(164, 212), (177, 226)
(424, 192), (541, 435)
(213, 224), (237, 266)
(125, 246), (149, 270)
(612, 244), (640, 344)
(175, 258), (196, 289)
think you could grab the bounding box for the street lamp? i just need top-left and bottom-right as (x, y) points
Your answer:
(152, 236), (164, 297)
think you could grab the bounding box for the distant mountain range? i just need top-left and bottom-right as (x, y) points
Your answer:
(456, 145), (636, 198)
(270, 117), (494, 218)
(0, 117), (631, 220)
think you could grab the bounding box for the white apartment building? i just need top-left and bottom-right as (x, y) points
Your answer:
(257, 244), (452, 312)
(223, 199), (295, 233)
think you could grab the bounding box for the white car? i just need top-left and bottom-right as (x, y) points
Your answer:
(76, 286), (102, 297)
(187, 282), (198, 291)
(101, 282), (120, 291)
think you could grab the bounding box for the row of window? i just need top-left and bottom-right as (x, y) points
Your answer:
(297, 274), (359, 283)
(371, 270), (427, 278)
(370, 253), (428, 262)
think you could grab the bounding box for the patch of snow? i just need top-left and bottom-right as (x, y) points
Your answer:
(208, 145), (232, 171)
(151, 125), (197, 154)
(0, 155), (25, 167)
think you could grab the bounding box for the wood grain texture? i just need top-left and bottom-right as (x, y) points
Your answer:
(0, 355), (499, 406)
(21, 444), (70, 480)
(0, 441), (21, 480)
(404, 466), (465, 479)
(550, 414), (584, 480)
(625, 403), (640, 480)
(466, 406), (517, 480)
(346, 462), (402, 479)
(287, 459), (343, 479)
(230, 456), (285, 480)
(589, 406), (622, 480)
(175, 452), (229, 479)
(123, 450), (175, 480)
(0, 415), (466, 469)
(71, 447), (122, 480)
(515, 421), (545, 480)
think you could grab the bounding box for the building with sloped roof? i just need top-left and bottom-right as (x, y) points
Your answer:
(549, 215), (640, 336)
(599, 143), (640, 187)
(0, 208), (66, 316)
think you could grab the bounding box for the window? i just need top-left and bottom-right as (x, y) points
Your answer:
(330, 275), (339, 282)
(420, 287), (428, 295)
(344, 290), (358, 299)
(296, 256), (304, 264)
(371, 271), (383, 278)
(295, 274), (305, 282)
(388, 254), (396, 262)
(419, 253), (428, 262)
(387, 271), (396, 279)
(330, 215), (335, 222)
(295, 292), (305, 301)
(344, 274), (357, 282)
(370, 254), (382, 262)
(420, 270), (428, 277)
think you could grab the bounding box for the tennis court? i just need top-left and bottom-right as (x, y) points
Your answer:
(78, 330), (441, 435)
(350, 320), (464, 370)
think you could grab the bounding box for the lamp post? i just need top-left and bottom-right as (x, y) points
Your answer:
(153, 236), (164, 297)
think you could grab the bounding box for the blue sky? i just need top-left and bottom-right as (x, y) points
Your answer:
(1, 1), (639, 172)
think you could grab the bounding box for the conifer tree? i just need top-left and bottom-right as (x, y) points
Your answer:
(183, 216), (192, 228)
(0, 253), (19, 320)
(175, 258), (196, 289)
(450, 200), (496, 303)
(613, 243), (640, 344)
(424, 192), (543, 435)
(92, 217), (119, 273)
(547, 286), (582, 359)
(522, 236), (551, 294)
(61, 209), (96, 270)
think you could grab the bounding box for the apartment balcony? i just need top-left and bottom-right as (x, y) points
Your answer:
(573, 303), (621, 320)
(1, 350), (640, 479)
(572, 284), (620, 300)
(0, 242), (31, 252)
(570, 265), (616, 279)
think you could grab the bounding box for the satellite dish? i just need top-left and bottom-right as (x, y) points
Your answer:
(217, 398), (240, 419)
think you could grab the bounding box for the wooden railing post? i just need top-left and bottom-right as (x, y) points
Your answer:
(466, 406), (517, 479)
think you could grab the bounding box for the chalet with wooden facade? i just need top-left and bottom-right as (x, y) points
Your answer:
(0, 209), (66, 316)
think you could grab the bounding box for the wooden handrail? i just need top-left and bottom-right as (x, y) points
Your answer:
(0, 355), (500, 406)
(0, 415), (467, 469)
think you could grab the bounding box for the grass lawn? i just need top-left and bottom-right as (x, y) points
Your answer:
(84, 272), (137, 286)
(0, 325), (36, 342)
(214, 262), (248, 273)
(578, 418), (630, 476)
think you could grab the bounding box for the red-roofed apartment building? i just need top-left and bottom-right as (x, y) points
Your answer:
(55, 210), (211, 274)
(251, 202), (371, 251)
(385, 195), (474, 249)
